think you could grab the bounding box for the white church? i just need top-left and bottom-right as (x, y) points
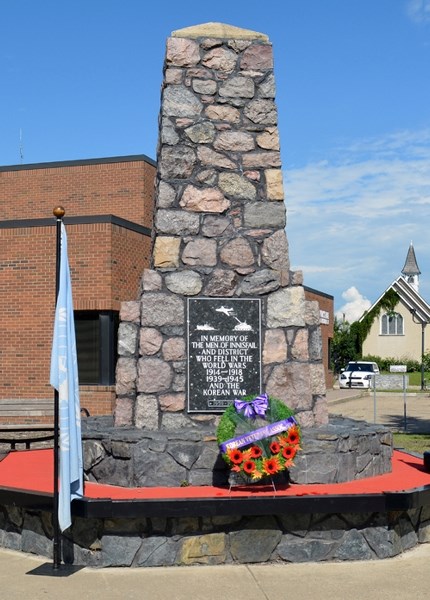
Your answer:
(360, 243), (430, 363)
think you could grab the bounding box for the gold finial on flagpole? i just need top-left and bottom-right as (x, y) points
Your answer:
(53, 206), (65, 219)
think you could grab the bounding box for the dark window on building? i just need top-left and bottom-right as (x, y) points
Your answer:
(74, 311), (118, 385)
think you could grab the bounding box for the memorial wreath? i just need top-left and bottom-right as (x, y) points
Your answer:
(216, 393), (301, 482)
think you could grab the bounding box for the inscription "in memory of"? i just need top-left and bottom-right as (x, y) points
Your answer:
(187, 298), (262, 413)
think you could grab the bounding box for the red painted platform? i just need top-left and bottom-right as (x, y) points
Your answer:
(0, 448), (429, 501)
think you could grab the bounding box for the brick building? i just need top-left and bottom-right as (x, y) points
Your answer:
(0, 153), (334, 426)
(0, 155), (155, 423)
(304, 286), (334, 389)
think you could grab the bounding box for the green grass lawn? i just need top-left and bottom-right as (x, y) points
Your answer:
(393, 433), (430, 454)
(399, 371), (430, 387)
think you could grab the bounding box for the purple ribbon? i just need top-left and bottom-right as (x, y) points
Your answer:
(219, 416), (297, 453)
(234, 393), (269, 419)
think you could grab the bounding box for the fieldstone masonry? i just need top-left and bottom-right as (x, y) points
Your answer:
(1, 503), (429, 566)
(115, 22), (328, 431)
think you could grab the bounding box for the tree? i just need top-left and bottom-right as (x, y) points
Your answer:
(331, 290), (400, 373)
(331, 318), (360, 373)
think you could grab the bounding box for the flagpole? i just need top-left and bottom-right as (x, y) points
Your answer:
(52, 206), (65, 569)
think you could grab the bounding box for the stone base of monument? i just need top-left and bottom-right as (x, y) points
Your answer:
(5, 419), (429, 568)
(2, 502), (426, 567)
(81, 416), (393, 488)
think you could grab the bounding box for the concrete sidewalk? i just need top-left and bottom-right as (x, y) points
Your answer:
(326, 387), (430, 433)
(1, 545), (430, 600)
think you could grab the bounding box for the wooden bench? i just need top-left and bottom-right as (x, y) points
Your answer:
(0, 399), (55, 450)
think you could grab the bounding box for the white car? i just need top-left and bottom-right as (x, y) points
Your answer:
(339, 361), (380, 389)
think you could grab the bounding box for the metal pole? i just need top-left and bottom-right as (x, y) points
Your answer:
(52, 206), (65, 569)
(403, 374), (407, 432)
(373, 374), (377, 424)
(421, 323), (425, 391)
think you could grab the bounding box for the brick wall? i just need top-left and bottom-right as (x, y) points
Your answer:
(0, 156), (155, 229)
(0, 156), (155, 423)
(80, 386), (116, 417)
(111, 224), (152, 306)
(0, 226), (55, 402)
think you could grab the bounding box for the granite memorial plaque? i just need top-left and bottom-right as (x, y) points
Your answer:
(187, 298), (262, 412)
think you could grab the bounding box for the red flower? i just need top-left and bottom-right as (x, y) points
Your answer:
(270, 441), (281, 454)
(286, 426), (300, 445)
(282, 446), (297, 460)
(249, 445), (262, 458)
(227, 448), (244, 464)
(262, 456), (281, 475)
(243, 460), (257, 474)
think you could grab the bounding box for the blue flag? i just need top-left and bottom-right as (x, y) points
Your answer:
(50, 222), (83, 532)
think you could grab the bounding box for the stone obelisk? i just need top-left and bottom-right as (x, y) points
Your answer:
(115, 23), (328, 430)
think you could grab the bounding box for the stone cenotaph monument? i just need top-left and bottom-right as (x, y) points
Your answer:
(0, 24), (400, 571)
(115, 22), (328, 433)
(103, 23), (390, 487)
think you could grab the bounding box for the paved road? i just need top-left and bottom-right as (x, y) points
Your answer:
(327, 387), (430, 433)
(1, 544), (430, 600)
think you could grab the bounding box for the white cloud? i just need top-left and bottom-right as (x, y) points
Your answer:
(406, 0), (430, 23)
(335, 287), (371, 323)
(284, 128), (430, 311)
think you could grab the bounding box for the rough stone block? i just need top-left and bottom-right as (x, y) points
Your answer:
(230, 524), (281, 563)
(119, 301), (140, 323)
(244, 201), (285, 228)
(263, 329), (287, 364)
(101, 535), (142, 567)
(135, 394), (159, 430)
(135, 537), (178, 567)
(137, 357), (173, 393)
(178, 533), (226, 565)
(166, 37), (200, 67)
(141, 293), (184, 327)
(257, 129), (280, 151)
(241, 269), (280, 297)
(203, 269), (237, 296)
(277, 535), (337, 563)
(141, 269), (162, 291)
(153, 236), (181, 268)
(334, 529), (374, 561)
(133, 447), (187, 486)
(220, 237), (255, 269)
(267, 287), (306, 328)
(180, 185), (230, 213)
(115, 358), (137, 397)
(240, 43), (273, 70)
(182, 238), (217, 266)
(159, 393), (185, 412)
(139, 327), (163, 356)
(261, 230), (289, 271)
(202, 46), (237, 71)
(155, 209), (200, 235)
(162, 87), (202, 119)
(165, 270), (203, 296)
(117, 322), (139, 356)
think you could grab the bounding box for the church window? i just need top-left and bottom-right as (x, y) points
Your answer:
(380, 312), (403, 336)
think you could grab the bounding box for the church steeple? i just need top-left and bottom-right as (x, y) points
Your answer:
(401, 242), (421, 293)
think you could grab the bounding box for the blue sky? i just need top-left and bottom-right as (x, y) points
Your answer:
(1, 0), (430, 319)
